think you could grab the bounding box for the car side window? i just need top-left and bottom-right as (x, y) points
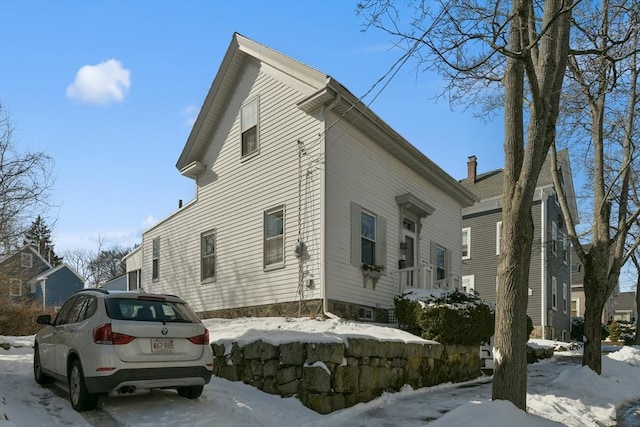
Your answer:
(54, 296), (77, 326)
(67, 295), (89, 324)
(82, 296), (97, 320)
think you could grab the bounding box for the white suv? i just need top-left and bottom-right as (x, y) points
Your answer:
(34, 289), (213, 411)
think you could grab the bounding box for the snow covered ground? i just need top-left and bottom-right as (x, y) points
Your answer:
(1, 317), (639, 426)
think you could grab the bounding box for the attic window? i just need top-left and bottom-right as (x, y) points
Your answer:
(241, 96), (259, 157)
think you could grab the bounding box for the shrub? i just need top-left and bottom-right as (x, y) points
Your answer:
(0, 302), (54, 336)
(395, 290), (495, 346)
(616, 321), (637, 345)
(608, 321), (620, 342)
(570, 317), (610, 342)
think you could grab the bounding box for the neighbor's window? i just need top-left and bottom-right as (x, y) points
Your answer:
(21, 253), (33, 268)
(562, 283), (568, 314)
(9, 278), (22, 296)
(152, 237), (160, 280)
(462, 228), (471, 260)
(361, 211), (376, 265)
(552, 276), (558, 310)
(241, 97), (259, 157)
(562, 237), (568, 264)
(551, 221), (558, 255)
(436, 245), (446, 281)
(264, 206), (284, 267)
(496, 221), (503, 255)
(358, 306), (374, 321)
(201, 230), (216, 281)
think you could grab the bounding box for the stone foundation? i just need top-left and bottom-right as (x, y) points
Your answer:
(212, 338), (481, 414)
(198, 299), (389, 323)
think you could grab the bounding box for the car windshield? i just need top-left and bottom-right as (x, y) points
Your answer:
(105, 298), (200, 323)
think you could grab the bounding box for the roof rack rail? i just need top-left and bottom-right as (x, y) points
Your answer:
(74, 288), (109, 295)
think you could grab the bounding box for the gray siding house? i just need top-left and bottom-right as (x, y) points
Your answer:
(1, 246), (84, 309)
(129, 33), (477, 322)
(460, 150), (578, 340)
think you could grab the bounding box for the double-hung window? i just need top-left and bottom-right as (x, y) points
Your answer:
(9, 278), (22, 296)
(201, 230), (216, 281)
(152, 237), (160, 281)
(264, 206), (284, 267)
(361, 211), (376, 265)
(21, 253), (33, 268)
(551, 222), (558, 255)
(461, 228), (471, 260)
(435, 245), (446, 281)
(241, 97), (259, 157)
(552, 276), (558, 310)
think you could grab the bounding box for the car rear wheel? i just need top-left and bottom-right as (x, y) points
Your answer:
(177, 385), (204, 399)
(68, 359), (99, 411)
(33, 344), (52, 385)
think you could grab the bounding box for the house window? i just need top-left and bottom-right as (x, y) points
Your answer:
(462, 275), (475, 294)
(551, 222), (558, 255)
(201, 230), (216, 281)
(264, 206), (284, 267)
(128, 270), (140, 291)
(462, 228), (471, 260)
(435, 245), (446, 281)
(358, 306), (374, 321)
(552, 276), (557, 310)
(562, 283), (568, 314)
(21, 253), (32, 268)
(571, 299), (578, 317)
(152, 237), (160, 281)
(496, 221), (502, 255)
(241, 96), (259, 157)
(562, 237), (568, 264)
(361, 211), (376, 265)
(9, 278), (22, 296)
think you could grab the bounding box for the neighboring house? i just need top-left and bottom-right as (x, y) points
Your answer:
(570, 244), (617, 323)
(1, 246), (84, 308)
(460, 150), (578, 341)
(613, 291), (638, 323)
(127, 33), (477, 322)
(101, 275), (128, 291)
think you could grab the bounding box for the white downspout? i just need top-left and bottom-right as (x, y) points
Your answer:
(40, 278), (47, 310)
(540, 189), (547, 340)
(322, 94), (340, 318)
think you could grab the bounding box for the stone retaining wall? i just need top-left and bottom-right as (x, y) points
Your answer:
(212, 338), (480, 414)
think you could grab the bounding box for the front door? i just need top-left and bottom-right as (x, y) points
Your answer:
(401, 217), (417, 287)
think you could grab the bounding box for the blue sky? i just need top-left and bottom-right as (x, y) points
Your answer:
(0, 0), (510, 254)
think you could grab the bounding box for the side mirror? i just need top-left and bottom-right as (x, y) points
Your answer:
(36, 314), (52, 325)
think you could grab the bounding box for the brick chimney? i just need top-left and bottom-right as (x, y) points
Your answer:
(467, 155), (477, 183)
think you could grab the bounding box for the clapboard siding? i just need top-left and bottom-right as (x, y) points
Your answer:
(324, 113), (464, 310)
(141, 60), (322, 313)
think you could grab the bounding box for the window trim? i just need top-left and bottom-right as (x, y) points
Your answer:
(496, 221), (503, 255)
(201, 229), (217, 282)
(240, 96), (260, 159)
(152, 237), (160, 281)
(264, 205), (285, 270)
(21, 253), (33, 268)
(361, 210), (377, 266)
(9, 278), (22, 296)
(462, 227), (471, 260)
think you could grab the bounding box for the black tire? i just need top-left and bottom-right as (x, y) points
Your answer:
(68, 359), (99, 411)
(33, 344), (53, 385)
(177, 385), (204, 399)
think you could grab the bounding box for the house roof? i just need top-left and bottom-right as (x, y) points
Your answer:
(460, 148), (579, 220)
(0, 245), (52, 268)
(33, 262), (84, 283)
(176, 33), (478, 208)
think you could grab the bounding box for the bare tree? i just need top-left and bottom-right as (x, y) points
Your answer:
(551, 0), (639, 373)
(358, 0), (573, 410)
(63, 248), (94, 284)
(0, 104), (55, 253)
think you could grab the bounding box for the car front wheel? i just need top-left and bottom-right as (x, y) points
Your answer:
(177, 385), (204, 399)
(33, 344), (52, 385)
(68, 359), (99, 411)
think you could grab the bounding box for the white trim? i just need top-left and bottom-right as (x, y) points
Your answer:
(541, 193), (547, 339)
(495, 221), (502, 255)
(462, 227), (471, 260)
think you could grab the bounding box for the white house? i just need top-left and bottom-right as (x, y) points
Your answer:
(129, 33), (477, 322)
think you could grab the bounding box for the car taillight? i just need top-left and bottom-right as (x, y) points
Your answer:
(93, 323), (135, 345)
(188, 327), (209, 345)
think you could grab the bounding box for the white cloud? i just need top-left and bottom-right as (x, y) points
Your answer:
(141, 215), (159, 230)
(66, 59), (131, 105)
(181, 104), (198, 128)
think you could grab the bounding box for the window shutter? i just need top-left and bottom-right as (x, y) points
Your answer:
(350, 202), (361, 266)
(378, 216), (387, 267)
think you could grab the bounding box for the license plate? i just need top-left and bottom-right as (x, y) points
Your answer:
(151, 339), (174, 352)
